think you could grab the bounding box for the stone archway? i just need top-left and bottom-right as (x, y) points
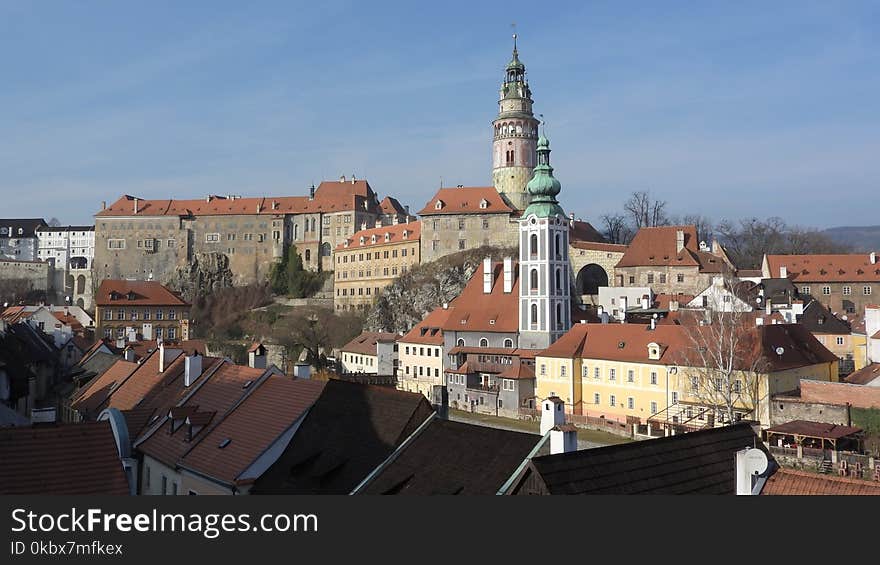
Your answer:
(575, 263), (609, 296)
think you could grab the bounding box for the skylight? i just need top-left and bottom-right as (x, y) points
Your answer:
(218, 438), (231, 449)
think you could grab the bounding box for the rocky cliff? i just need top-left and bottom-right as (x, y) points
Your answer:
(170, 252), (234, 303)
(364, 245), (517, 334)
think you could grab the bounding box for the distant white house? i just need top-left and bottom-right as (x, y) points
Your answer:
(686, 276), (754, 313)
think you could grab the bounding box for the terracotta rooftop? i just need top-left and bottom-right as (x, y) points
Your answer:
(570, 240), (628, 253)
(568, 220), (608, 245)
(379, 196), (408, 216)
(418, 186), (514, 216)
(398, 306), (451, 345)
(341, 331), (399, 356)
(765, 253), (880, 282)
(616, 225), (729, 273)
(96, 280), (189, 307)
(761, 468), (880, 495)
(844, 363), (880, 385)
(0, 421), (129, 495)
(70, 359), (140, 417)
(336, 220), (420, 251)
(179, 376), (326, 486)
(440, 261), (520, 333)
(497, 360), (536, 380)
(96, 180), (378, 218)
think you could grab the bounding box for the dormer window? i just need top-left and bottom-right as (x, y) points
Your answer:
(127, 291), (136, 300)
(402, 230), (409, 240)
(371, 235), (377, 244)
(479, 199), (488, 209)
(359, 236), (365, 245)
(384, 233), (391, 242)
(435, 200), (444, 210)
(647, 342), (661, 360)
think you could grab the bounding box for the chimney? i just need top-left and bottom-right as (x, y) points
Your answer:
(116, 337), (125, 349)
(669, 300), (679, 312)
(483, 257), (492, 294)
(351, 175), (356, 184)
(550, 424), (578, 455)
(779, 265), (787, 278)
(361, 221), (367, 231)
(735, 448), (769, 496)
(442, 302), (449, 310)
(871, 252), (877, 265)
(133, 197), (139, 214)
(650, 316), (657, 330)
(540, 396), (566, 436)
(392, 216), (398, 225)
(293, 362), (311, 379)
(619, 296), (627, 321)
(431, 385), (449, 420)
(309, 184), (315, 200)
(404, 205), (410, 215)
(676, 230), (685, 253)
(124, 347), (136, 362)
(503, 257), (513, 293)
(101, 201), (106, 210)
(375, 219), (382, 228)
(597, 305), (604, 316)
(158, 340), (166, 373)
(184, 352), (202, 387)
(340, 175), (346, 183)
(249, 344), (267, 369)
(569, 212), (575, 228)
(641, 296), (649, 310)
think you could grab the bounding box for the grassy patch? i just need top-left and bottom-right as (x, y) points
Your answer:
(449, 409), (633, 446)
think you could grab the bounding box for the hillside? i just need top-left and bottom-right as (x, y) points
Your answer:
(822, 226), (880, 252)
(364, 245), (517, 334)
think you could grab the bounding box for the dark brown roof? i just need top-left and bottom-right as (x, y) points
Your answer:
(568, 220), (607, 244)
(511, 422), (765, 495)
(96, 280), (189, 307)
(360, 419), (540, 495)
(761, 468), (880, 495)
(844, 363), (880, 385)
(0, 421), (129, 495)
(765, 420), (862, 440)
(251, 380), (434, 494)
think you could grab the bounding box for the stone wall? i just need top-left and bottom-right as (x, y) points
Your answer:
(420, 213), (518, 263)
(0, 259), (50, 301)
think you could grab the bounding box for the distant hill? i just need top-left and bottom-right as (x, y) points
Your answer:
(821, 226), (880, 252)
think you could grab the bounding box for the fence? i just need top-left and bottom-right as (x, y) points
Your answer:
(519, 408), (633, 438)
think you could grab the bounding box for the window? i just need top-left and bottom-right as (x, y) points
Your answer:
(156, 310), (163, 320)
(529, 234), (538, 257)
(627, 397), (634, 410)
(865, 286), (873, 295)
(659, 274), (667, 284)
(843, 286), (852, 295)
(609, 395), (616, 407)
(594, 393), (600, 405)
(691, 376), (699, 391)
(146, 466), (151, 488)
(530, 269), (538, 292)
(676, 274), (685, 283)
(503, 338), (513, 348)
(627, 369), (634, 383)
(650, 402), (658, 414)
(647, 273), (654, 284)
(671, 392), (678, 404)
(458, 219), (465, 230)
(561, 366), (566, 377)
(650, 372), (657, 385)
(836, 336), (845, 346)
(540, 364), (546, 376)
(822, 286), (831, 295)
(479, 338), (489, 348)
(530, 303), (538, 326)
(582, 365), (589, 377)
(628, 276), (635, 285)
(161, 475), (167, 495)
(107, 239), (125, 249)
(609, 368), (616, 381)
(168, 327), (176, 340)
(482, 219), (490, 229)
(205, 233), (220, 243)
(594, 367), (600, 379)
(733, 380), (742, 394)
(801, 286), (811, 295)
(458, 239), (466, 250)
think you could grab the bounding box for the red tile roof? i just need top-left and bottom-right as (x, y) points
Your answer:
(380, 196), (407, 216)
(70, 359), (140, 416)
(616, 225), (730, 273)
(398, 307), (450, 345)
(762, 468), (880, 495)
(440, 261), (520, 333)
(765, 420), (862, 440)
(418, 187), (514, 216)
(0, 421), (129, 495)
(96, 280), (189, 307)
(845, 363), (880, 385)
(570, 240), (628, 253)
(497, 360), (536, 380)
(96, 181), (377, 218)
(766, 253), (880, 282)
(568, 220), (607, 244)
(336, 220), (420, 251)
(179, 377), (326, 485)
(341, 332), (398, 356)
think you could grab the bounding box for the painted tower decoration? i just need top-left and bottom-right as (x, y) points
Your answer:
(518, 135), (571, 350)
(492, 34), (540, 212)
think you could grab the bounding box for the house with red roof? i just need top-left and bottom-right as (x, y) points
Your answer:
(94, 280), (191, 343)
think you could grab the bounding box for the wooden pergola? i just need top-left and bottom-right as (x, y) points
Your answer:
(765, 420), (864, 452)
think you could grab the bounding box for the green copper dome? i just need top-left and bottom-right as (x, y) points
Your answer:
(522, 135), (565, 219)
(507, 49), (525, 72)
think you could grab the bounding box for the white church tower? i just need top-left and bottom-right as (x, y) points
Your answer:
(518, 135), (571, 350)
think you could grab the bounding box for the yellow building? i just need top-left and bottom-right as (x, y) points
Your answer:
(536, 322), (838, 432)
(333, 220), (420, 313)
(95, 279), (191, 342)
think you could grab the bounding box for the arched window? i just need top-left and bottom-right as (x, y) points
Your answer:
(305, 249), (311, 261)
(479, 338), (489, 348)
(556, 303), (563, 329)
(530, 234), (538, 257)
(503, 338), (513, 348)
(320, 242), (331, 256)
(294, 224), (299, 240)
(555, 234), (561, 258)
(555, 268), (561, 291)
(530, 304), (538, 326)
(456, 338), (465, 347)
(530, 269), (539, 292)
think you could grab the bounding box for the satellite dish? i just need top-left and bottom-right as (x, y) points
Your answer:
(775, 346), (785, 356)
(755, 297), (762, 303)
(743, 448), (769, 475)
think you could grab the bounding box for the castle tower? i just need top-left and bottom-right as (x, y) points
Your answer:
(518, 135), (570, 349)
(492, 34), (540, 212)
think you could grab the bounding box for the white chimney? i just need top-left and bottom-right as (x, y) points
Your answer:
(503, 257), (513, 294)
(871, 252), (877, 265)
(650, 316), (657, 330)
(442, 302), (449, 310)
(676, 230), (685, 253)
(641, 296), (649, 310)
(540, 396), (566, 436)
(483, 257), (492, 294)
(779, 265), (787, 278)
(133, 197), (139, 214)
(619, 297), (627, 321)
(669, 300), (679, 312)
(101, 201), (106, 210)
(184, 352), (202, 387)
(375, 219), (382, 228)
(116, 337), (125, 349)
(597, 305), (604, 316)
(249, 344), (267, 369)
(756, 316), (764, 326)
(158, 341), (166, 373)
(569, 212), (575, 228)
(550, 424), (578, 455)
(340, 175), (346, 182)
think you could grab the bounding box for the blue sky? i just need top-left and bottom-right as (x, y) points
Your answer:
(1, 1), (878, 228)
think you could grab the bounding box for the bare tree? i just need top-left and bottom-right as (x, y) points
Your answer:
(599, 213), (633, 244)
(47, 218), (62, 227)
(671, 214), (715, 245)
(675, 279), (769, 425)
(624, 190), (669, 229)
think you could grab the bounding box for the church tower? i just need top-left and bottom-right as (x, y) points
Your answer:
(518, 135), (571, 350)
(492, 35), (539, 212)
